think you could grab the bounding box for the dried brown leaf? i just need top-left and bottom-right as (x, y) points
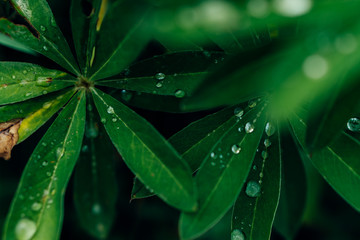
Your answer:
(0, 119), (22, 160)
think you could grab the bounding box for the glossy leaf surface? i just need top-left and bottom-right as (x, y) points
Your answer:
(0, 89), (75, 143)
(290, 108), (360, 211)
(231, 126), (281, 240)
(179, 102), (267, 239)
(0, 0), (79, 74)
(0, 62), (75, 105)
(2, 91), (86, 240)
(89, 1), (151, 80)
(96, 51), (225, 98)
(74, 96), (118, 238)
(91, 88), (197, 212)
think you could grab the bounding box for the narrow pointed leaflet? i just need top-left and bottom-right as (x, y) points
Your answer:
(179, 101), (267, 240)
(231, 124), (281, 240)
(0, 0), (80, 74)
(74, 96), (118, 239)
(290, 108), (360, 211)
(0, 62), (76, 105)
(91, 88), (197, 212)
(2, 91), (86, 240)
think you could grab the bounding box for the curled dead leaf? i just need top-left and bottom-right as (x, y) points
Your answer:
(0, 119), (22, 160)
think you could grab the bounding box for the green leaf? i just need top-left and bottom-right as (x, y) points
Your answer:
(70, 0), (102, 75)
(0, 33), (36, 55)
(96, 51), (225, 98)
(274, 130), (307, 240)
(0, 62), (76, 105)
(305, 80), (360, 151)
(74, 95), (118, 239)
(0, 89), (76, 143)
(91, 88), (197, 212)
(2, 91), (86, 240)
(231, 125), (281, 240)
(89, 1), (151, 81)
(179, 102), (267, 240)
(290, 108), (360, 211)
(0, 0), (80, 75)
(131, 104), (247, 200)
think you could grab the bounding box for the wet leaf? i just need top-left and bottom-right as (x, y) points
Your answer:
(0, 0), (80, 74)
(290, 108), (360, 211)
(0, 62), (76, 105)
(2, 91), (86, 240)
(179, 102), (267, 239)
(231, 125), (281, 240)
(74, 95), (118, 239)
(96, 51), (225, 98)
(91, 88), (197, 212)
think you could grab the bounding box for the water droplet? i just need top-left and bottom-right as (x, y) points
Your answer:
(248, 100), (257, 108)
(31, 202), (42, 211)
(40, 25), (46, 31)
(234, 107), (244, 118)
(302, 54), (328, 80)
(46, 172), (52, 177)
(203, 51), (211, 57)
(25, 92), (32, 97)
(36, 76), (52, 87)
(56, 147), (63, 159)
(245, 181), (261, 197)
(155, 81), (163, 88)
(347, 118), (360, 132)
(261, 151), (268, 159)
(264, 139), (271, 147)
(273, 0), (313, 17)
(238, 127), (243, 132)
(107, 106), (115, 114)
(41, 142), (47, 147)
(211, 162), (216, 166)
(22, 70), (27, 74)
(12, 75), (16, 79)
(245, 122), (254, 133)
(86, 125), (98, 138)
(43, 102), (52, 109)
(15, 218), (37, 240)
(231, 229), (245, 240)
(155, 73), (166, 80)
(42, 161), (48, 166)
(50, 17), (56, 27)
(174, 89), (185, 98)
(265, 122), (276, 136)
(112, 118), (117, 122)
(210, 152), (217, 159)
(231, 144), (241, 154)
(43, 45), (48, 51)
(101, 118), (107, 124)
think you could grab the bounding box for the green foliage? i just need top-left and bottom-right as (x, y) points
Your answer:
(1, 0), (360, 239)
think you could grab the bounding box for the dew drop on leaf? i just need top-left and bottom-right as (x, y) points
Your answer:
(42, 161), (48, 166)
(43, 45), (48, 51)
(155, 81), (163, 88)
(101, 118), (107, 124)
(248, 100), (257, 108)
(155, 73), (165, 80)
(121, 90), (132, 102)
(40, 25), (46, 32)
(245, 181), (261, 197)
(15, 218), (37, 240)
(210, 152), (217, 159)
(231, 229), (245, 240)
(245, 122), (254, 133)
(36, 77), (52, 87)
(92, 203), (102, 214)
(347, 118), (360, 132)
(56, 147), (63, 159)
(261, 151), (268, 159)
(231, 144), (241, 154)
(31, 202), (42, 211)
(234, 107), (244, 118)
(265, 122), (275, 136)
(107, 106), (114, 114)
(112, 118), (117, 122)
(264, 138), (271, 147)
(174, 89), (186, 98)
